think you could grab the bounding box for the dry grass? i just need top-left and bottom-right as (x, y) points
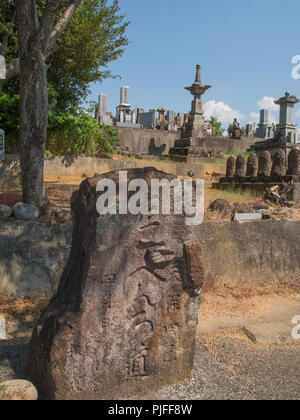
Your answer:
(0, 296), (49, 320)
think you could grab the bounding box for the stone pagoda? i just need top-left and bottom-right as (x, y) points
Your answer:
(251, 91), (300, 160)
(274, 91), (300, 143)
(169, 65), (213, 162)
(183, 64), (211, 136)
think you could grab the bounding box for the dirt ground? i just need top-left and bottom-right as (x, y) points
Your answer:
(1, 290), (300, 400)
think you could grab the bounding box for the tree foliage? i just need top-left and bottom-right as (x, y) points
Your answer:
(0, 0), (129, 110)
(209, 116), (225, 136)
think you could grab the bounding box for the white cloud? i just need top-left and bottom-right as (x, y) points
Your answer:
(204, 100), (245, 126)
(295, 109), (300, 119)
(250, 112), (259, 122)
(257, 96), (279, 112)
(249, 96), (279, 124)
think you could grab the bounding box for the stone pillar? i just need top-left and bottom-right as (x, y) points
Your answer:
(271, 150), (286, 177)
(235, 155), (246, 177)
(246, 154), (258, 177)
(258, 151), (271, 177)
(28, 168), (204, 400)
(287, 148), (300, 176)
(226, 156), (235, 178)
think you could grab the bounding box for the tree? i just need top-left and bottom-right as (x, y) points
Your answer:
(209, 116), (225, 136)
(48, 0), (129, 110)
(1, 1), (129, 110)
(14, 0), (82, 206)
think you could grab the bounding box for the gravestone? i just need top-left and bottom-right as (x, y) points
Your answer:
(235, 155), (246, 177)
(271, 150), (286, 177)
(258, 151), (271, 177)
(287, 148), (300, 176)
(28, 167), (204, 400)
(226, 156), (235, 178)
(246, 154), (258, 177)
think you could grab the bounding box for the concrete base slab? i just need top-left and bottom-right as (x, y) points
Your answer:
(242, 322), (294, 344)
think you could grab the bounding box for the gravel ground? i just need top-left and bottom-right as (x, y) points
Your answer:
(1, 329), (299, 400)
(1, 296), (300, 400)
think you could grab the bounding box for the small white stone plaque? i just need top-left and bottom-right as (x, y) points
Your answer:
(234, 213), (263, 222)
(0, 316), (6, 340)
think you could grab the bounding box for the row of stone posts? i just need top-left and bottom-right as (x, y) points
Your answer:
(226, 148), (300, 179)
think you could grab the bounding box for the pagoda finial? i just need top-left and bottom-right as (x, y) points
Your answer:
(195, 64), (201, 83)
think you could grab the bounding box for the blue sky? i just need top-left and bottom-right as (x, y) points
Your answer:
(88, 0), (300, 128)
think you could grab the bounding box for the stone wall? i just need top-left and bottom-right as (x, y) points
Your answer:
(0, 220), (72, 298)
(0, 219), (299, 298)
(116, 127), (256, 156)
(199, 220), (300, 288)
(116, 127), (178, 156)
(0, 155), (210, 187)
(196, 136), (255, 155)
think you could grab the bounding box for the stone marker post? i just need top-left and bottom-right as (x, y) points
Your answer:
(0, 129), (5, 176)
(28, 167), (204, 400)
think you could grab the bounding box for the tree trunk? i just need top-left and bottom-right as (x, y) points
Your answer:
(19, 42), (48, 206)
(14, 0), (82, 206)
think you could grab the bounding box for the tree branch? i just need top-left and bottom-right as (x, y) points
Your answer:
(47, 0), (81, 51)
(4, 0), (82, 82)
(38, 0), (63, 53)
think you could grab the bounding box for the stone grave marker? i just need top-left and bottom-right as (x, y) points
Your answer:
(28, 167), (204, 400)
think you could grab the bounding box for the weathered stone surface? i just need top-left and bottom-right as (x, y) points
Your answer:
(13, 202), (39, 221)
(258, 151), (271, 177)
(28, 168), (204, 400)
(246, 154), (258, 177)
(272, 207), (293, 217)
(0, 380), (38, 401)
(209, 199), (232, 217)
(271, 150), (286, 177)
(226, 156), (235, 178)
(258, 209), (272, 220)
(250, 202), (269, 211)
(235, 155), (246, 177)
(0, 220), (72, 298)
(233, 202), (252, 214)
(287, 148), (300, 176)
(0, 204), (12, 220)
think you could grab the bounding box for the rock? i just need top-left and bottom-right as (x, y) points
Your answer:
(272, 207), (293, 217)
(250, 202), (269, 211)
(28, 168), (204, 400)
(0, 380), (38, 401)
(13, 202), (39, 221)
(0, 204), (12, 220)
(209, 199), (232, 218)
(56, 210), (73, 223)
(234, 213), (263, 222)
(258, 209), (272, 220)
(233, 202), (252, 214)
